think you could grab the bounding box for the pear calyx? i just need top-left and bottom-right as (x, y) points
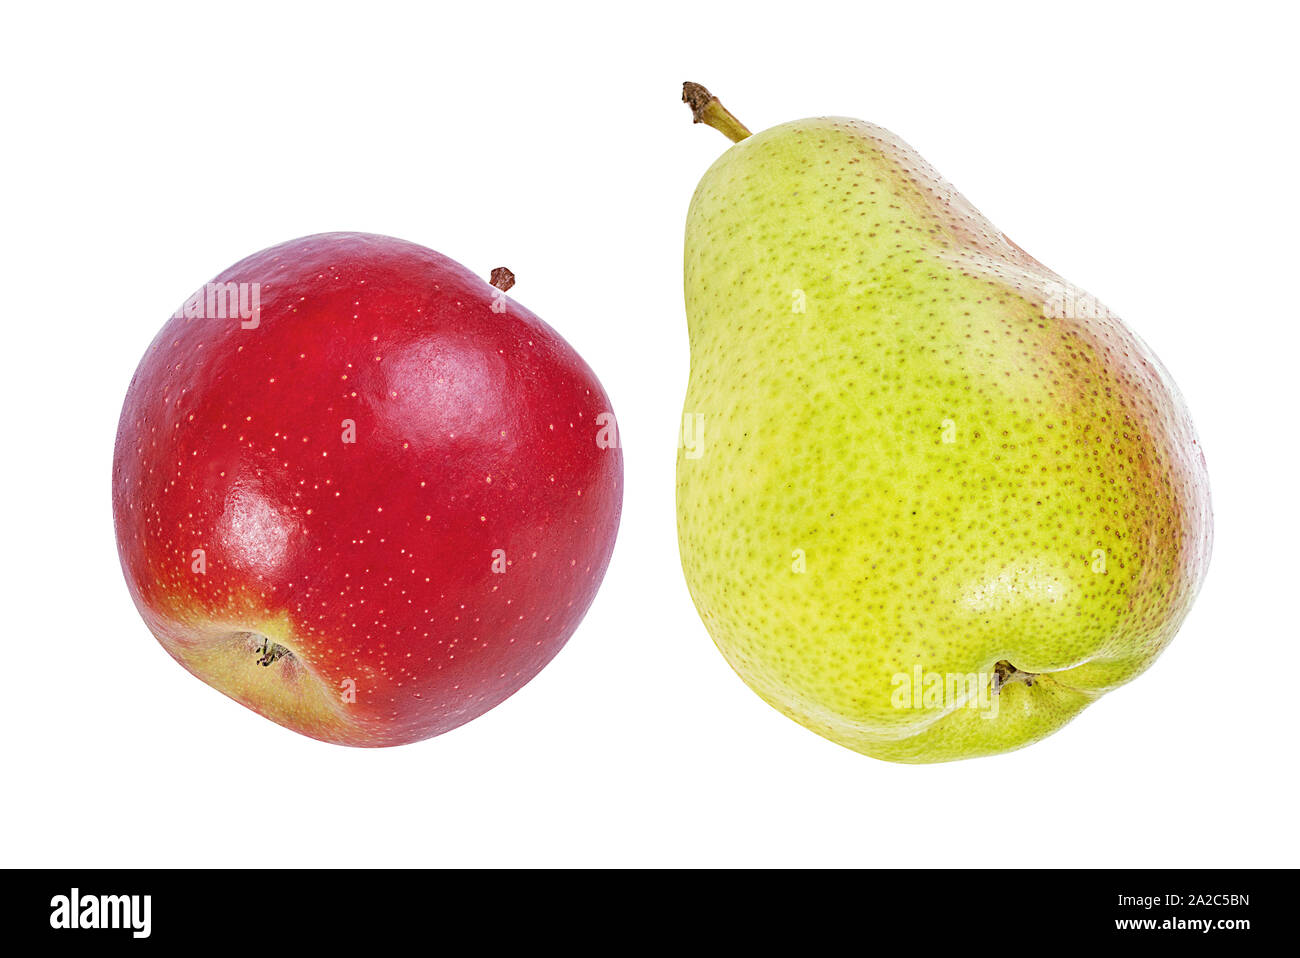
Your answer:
(992, 660), (1038, 693)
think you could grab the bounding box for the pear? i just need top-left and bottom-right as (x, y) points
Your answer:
(676, 83), (1212, 763)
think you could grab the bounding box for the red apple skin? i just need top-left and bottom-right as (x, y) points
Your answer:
(113, 232), (623, 746)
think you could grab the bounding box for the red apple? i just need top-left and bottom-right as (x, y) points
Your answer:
(113, 232), (623, 746)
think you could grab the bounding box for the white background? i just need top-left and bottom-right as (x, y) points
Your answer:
(2, 1), (1297, 867)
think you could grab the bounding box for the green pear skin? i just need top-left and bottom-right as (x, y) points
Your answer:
(677, 106), (1212, 763)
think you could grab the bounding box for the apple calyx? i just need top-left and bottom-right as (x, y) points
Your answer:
(681, 82), (752, 143)
(159, 624), (365, 744)
(251, 634), (293, 668)
(992, 660), (1038, 693)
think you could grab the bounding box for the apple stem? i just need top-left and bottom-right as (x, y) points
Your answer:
(682, 82), (752, 143)
(490, 267), (515, 292)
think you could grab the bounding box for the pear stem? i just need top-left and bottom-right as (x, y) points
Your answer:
(682, 82), (751, 143)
